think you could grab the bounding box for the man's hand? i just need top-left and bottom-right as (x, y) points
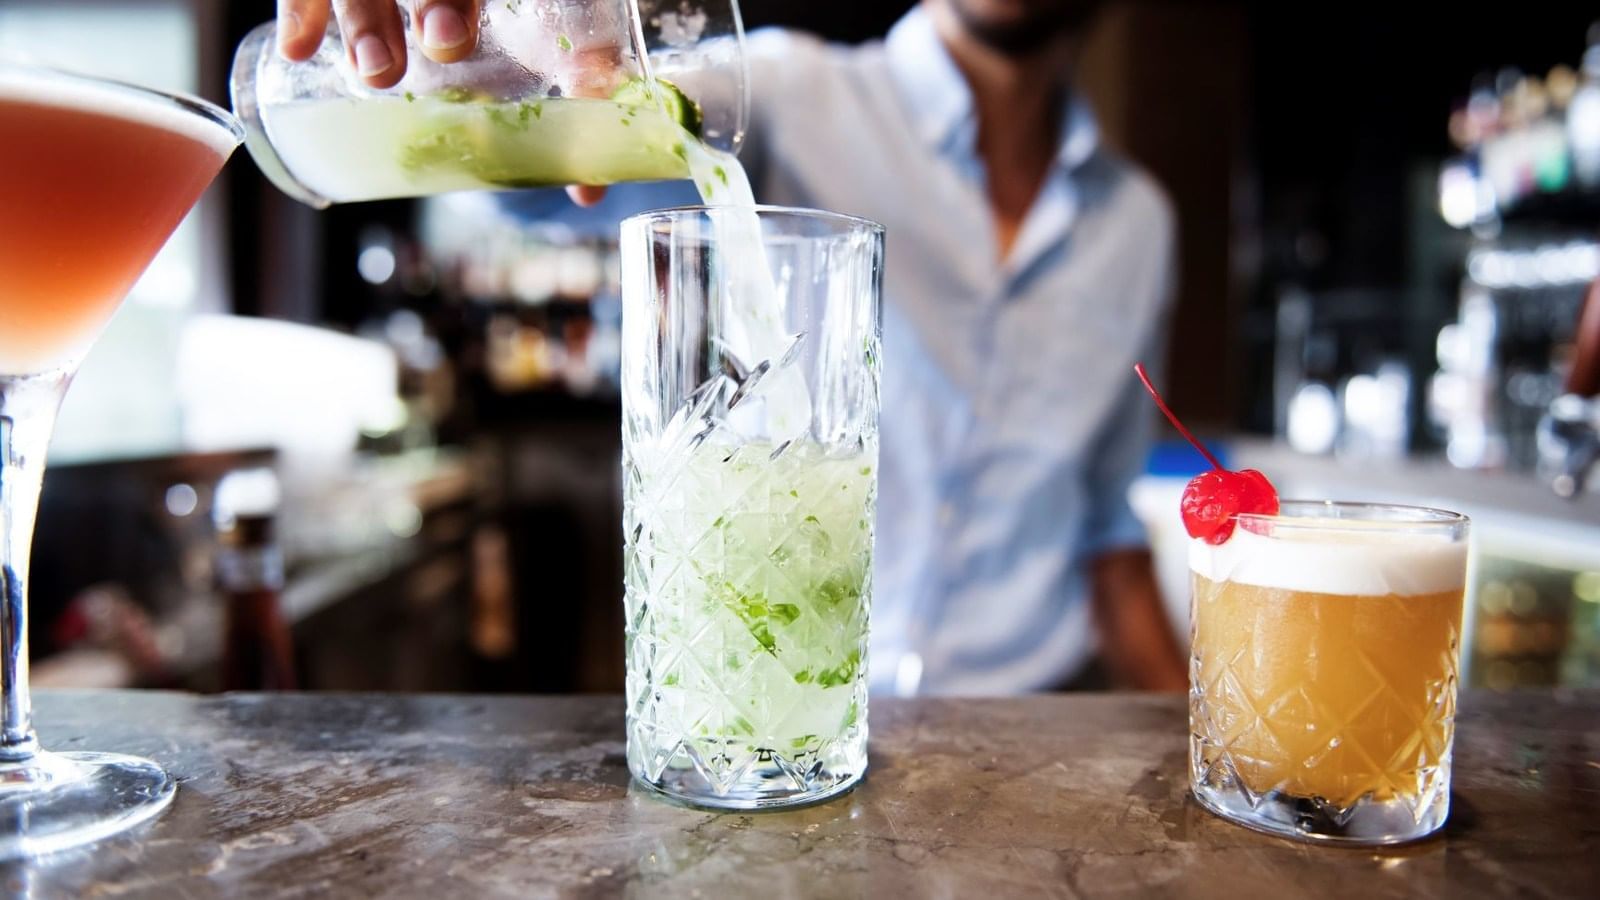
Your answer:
(1089, 547), (1188, 691)
(276, 0), (480, 88)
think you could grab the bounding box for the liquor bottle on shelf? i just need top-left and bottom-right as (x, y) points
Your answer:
(1527, 76), (1571, 194)
(214, 468), (297, 691)
(1570, 24), (1600, 189)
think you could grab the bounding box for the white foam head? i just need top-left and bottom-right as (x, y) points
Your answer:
(1189, 517), (1468, 596)
(0, 66), (240, 158)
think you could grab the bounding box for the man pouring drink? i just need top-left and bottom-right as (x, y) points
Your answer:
(273, 0), (1187, 695)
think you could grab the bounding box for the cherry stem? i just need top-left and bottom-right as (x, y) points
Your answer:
(1133, 363), (1223, 471)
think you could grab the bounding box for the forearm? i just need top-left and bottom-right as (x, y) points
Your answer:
(1089, 548), (1187, 691)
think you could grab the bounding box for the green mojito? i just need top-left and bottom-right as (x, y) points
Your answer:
(621, 204), (883, 809)
(625, 438), (873, 805)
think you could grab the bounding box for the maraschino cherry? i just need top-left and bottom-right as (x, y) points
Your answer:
(1134, 363), (1279, 545)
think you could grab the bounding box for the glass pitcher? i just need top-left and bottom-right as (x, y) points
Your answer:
(231, 0), (747, 207)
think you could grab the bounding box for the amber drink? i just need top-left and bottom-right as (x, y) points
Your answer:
(1189, 501), (1469, 844)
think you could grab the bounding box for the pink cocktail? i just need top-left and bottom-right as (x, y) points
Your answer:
(0, 70), (234, 371)
(0, 63), (240, 859)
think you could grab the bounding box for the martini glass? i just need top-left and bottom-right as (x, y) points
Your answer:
(0, 62), (241, 859)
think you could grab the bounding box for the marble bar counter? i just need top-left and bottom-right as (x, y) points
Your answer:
(5, 690), (1597, 898)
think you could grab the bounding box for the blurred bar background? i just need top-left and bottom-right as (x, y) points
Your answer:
(4, 0), (1598, 695)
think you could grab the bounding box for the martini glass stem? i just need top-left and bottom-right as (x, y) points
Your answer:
(0, 369), (71, 763)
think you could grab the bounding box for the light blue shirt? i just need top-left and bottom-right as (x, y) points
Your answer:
(502, 8), (1176, 695)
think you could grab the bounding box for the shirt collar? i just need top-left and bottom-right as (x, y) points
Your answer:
(884, 6), (1101, 171)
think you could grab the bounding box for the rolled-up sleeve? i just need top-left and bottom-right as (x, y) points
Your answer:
(1079, 244), (1176, 559)
(1079, 369), (1160, 557)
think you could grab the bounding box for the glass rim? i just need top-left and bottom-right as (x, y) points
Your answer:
(0, 60), (245, 146)
(623, 204), (885, 236)
(1235, 500), (1469, 532)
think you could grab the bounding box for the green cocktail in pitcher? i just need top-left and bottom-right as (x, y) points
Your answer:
(231, 0), (747, 206)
